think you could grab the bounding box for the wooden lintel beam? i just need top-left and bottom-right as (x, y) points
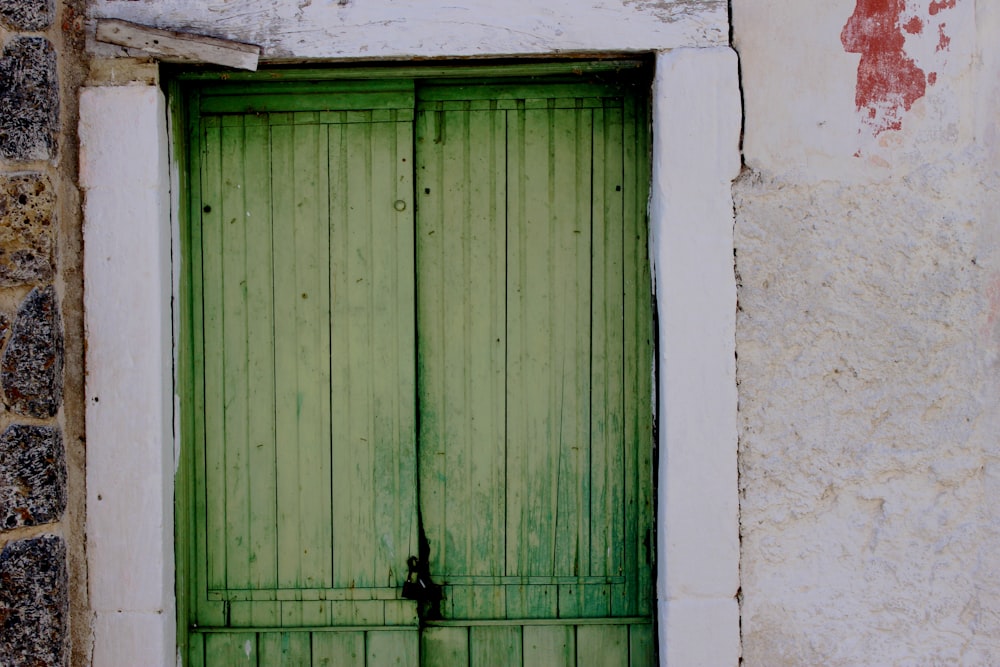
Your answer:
(96, 19), (260, 71)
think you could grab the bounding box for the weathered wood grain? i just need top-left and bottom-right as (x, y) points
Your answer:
(96, 19), (260, 70)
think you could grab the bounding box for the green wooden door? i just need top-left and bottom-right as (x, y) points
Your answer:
(414, 82), (654, 666)
(179, 71), (653, 667)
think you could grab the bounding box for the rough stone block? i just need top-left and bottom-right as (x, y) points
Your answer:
(0, 311), (11, 349)
(2, 286), (63, 418)
(0, 536), (67, 667)
(0, 425), (64, 529)
(0, 0), (54, 31)
(0, 38), (59, 162)
(0, 174), (55, 286)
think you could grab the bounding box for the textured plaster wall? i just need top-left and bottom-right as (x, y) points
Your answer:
(734, 0), (1000, 664)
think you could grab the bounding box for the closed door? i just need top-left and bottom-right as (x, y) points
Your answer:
(178, 70), (654, 667)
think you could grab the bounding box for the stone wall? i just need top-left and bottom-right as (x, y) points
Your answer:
(0, 0), (85, 664)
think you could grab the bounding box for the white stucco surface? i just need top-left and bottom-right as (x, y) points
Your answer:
(734, 0), (1000, 663)
(87, 0), (727, 60)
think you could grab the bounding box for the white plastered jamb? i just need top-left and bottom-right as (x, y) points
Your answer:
(80, 49), (740, 667)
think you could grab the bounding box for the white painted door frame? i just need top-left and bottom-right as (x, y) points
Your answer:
(80, 48), (740, 667)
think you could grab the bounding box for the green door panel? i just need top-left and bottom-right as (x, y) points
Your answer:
(191, 101), (419, 630)
(180, 72), (653, 666)
(415, 91), (653, 621)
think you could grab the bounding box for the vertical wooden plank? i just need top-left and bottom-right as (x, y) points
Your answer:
(330, 114), (417, 592)
(505, 584), (557, 619)
(414, 104), (447, 590)
(421, 626), (470, 667)
(330, 117), (374, 590)
(587, 104), (609, 586)
(628, 623), (655, 667)
(416, 104), (507, 593)
(616, 93), (639, 619)
(175, 83), (196, 656)
(558, 584), (582, 618)
(450, 584), (506, 621)
(555, 104), (594, 586)
(384, 599), (419, 626)
(281, 598), (304, 628)
(506, 102), (592, 578)
(219, 115), (254, 595)
(590, 103), (627, 587)
(205, 631), (259, 667)
(313, 631), (366, 667)
(328, 117), (355, 590)
(194, 112), (226, 627)
(258, 632), (312, 666)
(229, 601), (281, 628)
(344, 117), (376, 589)
(623, 92), (654, 618)
(301, 600), (333, 626)
(240, 114), (280, 600)
(523, 625), (574, 667)
(504, 100), (526, 581)
(576, 625), (628, 667)
(188, 632), (206, 667)
(603, 104), (627, 587)
(558, 583), (620, 619)
(272, 114), (333, 592)
(367, 630), (419, 667)
(295, 113), (333, 590)
(394, 110), (421, 588)
(270, 116), (302, 594)
(470, 626), (522, 667)
(369, 113), (417, 588)
(581, 584), (611, 618)
(200, 115), (228, 597)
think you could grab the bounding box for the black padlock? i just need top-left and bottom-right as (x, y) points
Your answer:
(402, 556), (423, 600)
(402, 555), (441, 603)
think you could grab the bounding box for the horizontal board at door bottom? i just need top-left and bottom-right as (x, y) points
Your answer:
(192, 625), (417, 633)
(191, 618), (650, 632)
(423, 622), (654, 667)
(188, 629), (418, 667)
(425, 617), (651, 627)
(219, 599), (418, 628)
(432, 576), (625, 585)
(187, 622), (653, 666)
(209, 586), (401, 601)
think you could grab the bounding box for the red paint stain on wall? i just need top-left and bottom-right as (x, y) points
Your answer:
(903, 16), (924, 34)
(929, 0), (956, 15)
(842, 0), (926, 134)
(937, 23), (951, 51)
